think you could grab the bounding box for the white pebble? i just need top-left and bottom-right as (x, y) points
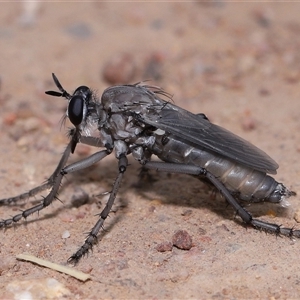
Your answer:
(62, 230), (70, 239)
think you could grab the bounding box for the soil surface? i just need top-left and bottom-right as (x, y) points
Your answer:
(0, 2), (300, 299)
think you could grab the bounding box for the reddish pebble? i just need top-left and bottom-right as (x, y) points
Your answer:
(156, 241), (173, 252)
(241, 110), (256, 131)
(242, 117), (256, 131)
(259, 88), (270, 96)
(172, 230), (193, 250)
(102, 52), (136, 84)
(3, 113), (17, 126)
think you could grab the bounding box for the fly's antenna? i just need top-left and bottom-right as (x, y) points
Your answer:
(45, 73), (71, 100)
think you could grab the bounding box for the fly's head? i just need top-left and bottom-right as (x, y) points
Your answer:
(45, 73), (105, 134)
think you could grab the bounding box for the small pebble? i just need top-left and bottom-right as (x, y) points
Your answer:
(181, 209), (192, 216)
(102, 52), (136, 84)
(241, 110), (257, 131)
(172, 230), (193, 250)
(62, 230), (70, 239)
(71, 187), (89, 207)
(23, 117), (41, 132)
(3, 113), (17, 126)
(66, 22), (92, 39)
(156, 241), (173, 252)
(259, 88), (270, 96)
(241, 116), (256, 131)
(17, 136), (30, 147)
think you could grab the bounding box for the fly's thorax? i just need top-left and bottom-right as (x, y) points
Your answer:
(129, 135), (156, 162)
(101, 84), (165, 116)
(100, 84), (168, 149)
(105, 113), (144, 141)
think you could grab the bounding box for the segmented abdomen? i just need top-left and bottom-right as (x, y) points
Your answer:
(152, 134), (288, 203)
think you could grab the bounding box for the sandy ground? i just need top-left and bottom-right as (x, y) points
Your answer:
(0, 2), (300, 299)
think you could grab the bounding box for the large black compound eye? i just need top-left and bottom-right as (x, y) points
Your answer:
(68, 95), (84, 126)
(74, 85), (90, 97)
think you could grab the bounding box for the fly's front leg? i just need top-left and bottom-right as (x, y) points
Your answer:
(144, 161), (300, 238)
(0, 132), (78, 206)
(0, 148), (110, 229)
(0, 133), (106, 206)
(68, 154), (128, 264)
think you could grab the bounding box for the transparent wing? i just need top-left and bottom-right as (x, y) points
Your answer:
(140, 104), (278, 174)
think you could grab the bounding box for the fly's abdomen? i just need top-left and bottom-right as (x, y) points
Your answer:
(204, 158), (278, 201)
(152, 134), (290, 203)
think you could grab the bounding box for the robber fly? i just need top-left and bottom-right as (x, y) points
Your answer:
(0, 74), (297, 263)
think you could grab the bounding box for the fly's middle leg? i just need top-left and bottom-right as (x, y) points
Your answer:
(144, 161), (300, 238)
(68, 154), (128, 264)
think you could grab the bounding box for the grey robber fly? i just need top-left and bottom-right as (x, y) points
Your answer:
(0, 73), (297, 263)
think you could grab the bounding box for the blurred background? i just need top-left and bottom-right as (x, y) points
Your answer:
(1, 2), (300, 123)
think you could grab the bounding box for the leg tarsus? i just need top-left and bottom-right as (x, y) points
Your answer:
(0, 172), (64, 228)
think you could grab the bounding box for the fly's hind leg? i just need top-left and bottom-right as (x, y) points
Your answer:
(143, 161), (300, 238)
